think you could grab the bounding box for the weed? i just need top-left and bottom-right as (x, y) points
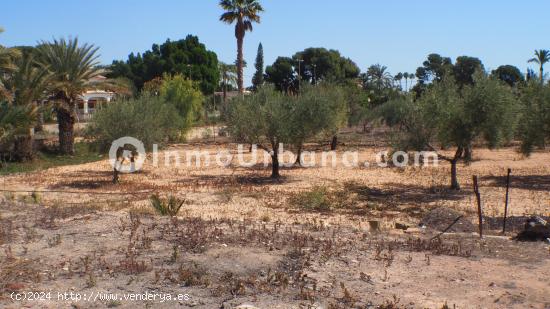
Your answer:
(149, 194), (185, 216)
(47, 234), (62, 247)
(31, 191), (41, 204)
(85, 272), (97, 288)
(169, 245), (179, 264)
(0, 258), (41, 293)
(290, 186), (333, 212)
(107, 300), (122, 308)
(0, 219), (14, 245)
(379, 295), (404, 309)
(176, 263), (210, 287)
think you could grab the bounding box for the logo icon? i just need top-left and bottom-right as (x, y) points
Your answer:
(109, 137), (146, 173)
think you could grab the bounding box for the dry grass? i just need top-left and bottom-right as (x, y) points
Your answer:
(0, 133), (549, 307)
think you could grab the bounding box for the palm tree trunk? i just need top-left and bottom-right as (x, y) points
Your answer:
(540, 65), (544, 84)
(13, 131), (34, 162)
(237, 34), (244, 94)
(57, 105), (75, 155)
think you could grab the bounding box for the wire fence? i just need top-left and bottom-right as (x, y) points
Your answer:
(0, 189), (152, 196)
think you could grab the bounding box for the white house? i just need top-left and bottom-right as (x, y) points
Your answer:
(76, 76), (116, 120)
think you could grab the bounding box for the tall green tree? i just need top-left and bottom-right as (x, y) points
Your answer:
(252, 43), (264, 90)
(415, 53), (453, 84)
(292, 48), (360, 84)
(219, 0), (264, 94)
(109, 36), (219, 94)
(528, 49), (550, 84)
(491, 65), (524, 87)
(265, 57), (297, 92)
(453, 56), (484, 87)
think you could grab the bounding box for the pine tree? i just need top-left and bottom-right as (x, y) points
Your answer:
(252, 43), (264, 90)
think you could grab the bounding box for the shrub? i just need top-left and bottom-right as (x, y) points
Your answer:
(290, 186), (333, 212)
(149, 194), (185, 216)
(86, 95), (183, 151)
(160, 74), (204, 130)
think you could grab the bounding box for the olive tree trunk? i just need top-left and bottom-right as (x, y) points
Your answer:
(294, 144), (303, 166)
(450, 147), (464, 190)
(330, 135), (338, 151)
(270, 142), (280, 179)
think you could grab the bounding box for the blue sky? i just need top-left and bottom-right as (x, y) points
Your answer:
(1, 1), (549, 86)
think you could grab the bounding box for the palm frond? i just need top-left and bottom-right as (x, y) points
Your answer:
(37, 37), (103, 101)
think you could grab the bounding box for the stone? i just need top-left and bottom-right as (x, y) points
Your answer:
(395, 222), (409, 230)
(235, 305), (260, 309)
(515, 216), (550, 241)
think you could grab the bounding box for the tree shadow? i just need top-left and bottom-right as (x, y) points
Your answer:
(47, 169), (151, 191)
(49, 179), (114, 190)
(483, 215), (550, 233)
(346, 182), (469, 205)
(176, 174), (293, 189)
(481, 175), (550, 192)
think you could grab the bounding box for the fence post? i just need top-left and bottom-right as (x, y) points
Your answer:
(503, 168), (512, 234)
(473, 175), (483, 238)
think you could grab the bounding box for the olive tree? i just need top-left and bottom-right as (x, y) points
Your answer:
(518, 81), (550, 155)
(228, 84), (347, 178)
(86, 95), (183, 152)
(227, 86), (292, 178)
(289, 83), (347, 164)
(382, 72), (519, 190)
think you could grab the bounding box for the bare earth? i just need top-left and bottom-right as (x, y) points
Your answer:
(1, 131), (549, 308)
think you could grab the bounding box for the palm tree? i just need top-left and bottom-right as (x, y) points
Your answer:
(394, 72), (403, 90)
(0, 102), (38, 163)
(528, 49), (550, 84)
(218, 62), (237, 106)
(0, 29), (21, 102)
(36, 37), (102, 155)
(364, 64), (393, 92)
(6, 53), (51, 160)
(408, 73), (415, 90)
(219, 0), (264, 94)
(403, 72), (409, 91)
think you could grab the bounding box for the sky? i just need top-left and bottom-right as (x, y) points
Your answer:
(1, 1), (549, 86)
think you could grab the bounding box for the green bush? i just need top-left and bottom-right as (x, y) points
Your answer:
(149, 194), (185, 216)
(290, 186), (334, 212)
(86, 95), (183, 151)
(160, 74), (204, 130)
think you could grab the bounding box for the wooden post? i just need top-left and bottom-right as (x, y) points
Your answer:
(503, 168), (512, 234)
(472, 175), (483, 238)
